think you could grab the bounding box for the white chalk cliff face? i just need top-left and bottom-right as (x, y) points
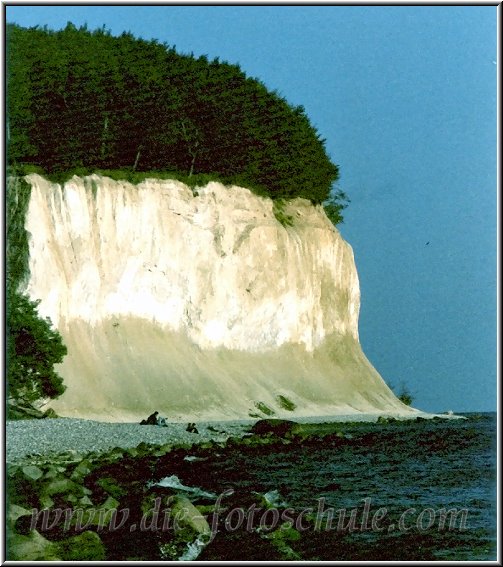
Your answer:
(21, 174), (415, 421)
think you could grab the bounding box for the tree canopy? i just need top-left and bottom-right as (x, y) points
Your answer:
(6, 22), (345, 208)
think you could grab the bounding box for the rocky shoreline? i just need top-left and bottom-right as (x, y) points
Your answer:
(6, 414), (463, 561)
(7, 410), (453, 464)
(6, 417), (317, 560)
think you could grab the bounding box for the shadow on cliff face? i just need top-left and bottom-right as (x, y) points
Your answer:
(48, 319), (411, 421)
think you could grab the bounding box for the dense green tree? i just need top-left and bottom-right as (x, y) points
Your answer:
(6, 22), (346, 215)
(6, 289), (67, 406)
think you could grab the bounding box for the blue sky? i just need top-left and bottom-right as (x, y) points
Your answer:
(6, 5), (497, 412)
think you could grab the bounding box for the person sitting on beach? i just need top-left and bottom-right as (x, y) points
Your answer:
(140, 411), (159, 425)
(186, 422), (198, 434)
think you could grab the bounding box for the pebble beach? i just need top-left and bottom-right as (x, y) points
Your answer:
(5, 417), (253, 463)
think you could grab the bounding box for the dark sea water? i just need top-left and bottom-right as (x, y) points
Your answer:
(95, 413), (497, 561)
(179, 413), (497, 561)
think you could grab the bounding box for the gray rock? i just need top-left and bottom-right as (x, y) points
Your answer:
(7, 503), (32, 524)
(70, 459), (93, 480)
(43, 477), (83, 498)
(97, 476), (127, 499)
(21, 465), (43, 481)
(170, 495), (211, 537)
(43, 408), (59, 419)
(79, 495), (94, 507)
(7, 529), (60, 561)
(250, 419), (295, 437)
(101, 495), (120, 511)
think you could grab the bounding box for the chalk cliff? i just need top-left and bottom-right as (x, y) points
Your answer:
(19, 174), (415, 421)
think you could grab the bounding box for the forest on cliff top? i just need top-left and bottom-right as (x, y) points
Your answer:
(7, 22), (347, 214)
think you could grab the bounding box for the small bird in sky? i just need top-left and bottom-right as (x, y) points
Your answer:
(425, 241), (430, 246)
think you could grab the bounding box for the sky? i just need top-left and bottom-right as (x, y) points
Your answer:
(5, 4), (498, 413)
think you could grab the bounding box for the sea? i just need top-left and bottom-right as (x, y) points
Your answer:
(190, 413), (497, 561)
(101, 413), (498, 561)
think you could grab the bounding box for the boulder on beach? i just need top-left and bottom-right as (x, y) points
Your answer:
(250, 419), (296, 437)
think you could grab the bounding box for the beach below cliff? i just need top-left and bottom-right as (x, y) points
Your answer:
(6, 410), (455, 464)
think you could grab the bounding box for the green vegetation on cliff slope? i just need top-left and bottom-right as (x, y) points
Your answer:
(6, 178), (67, 414)
(6, 23), (347, 219)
